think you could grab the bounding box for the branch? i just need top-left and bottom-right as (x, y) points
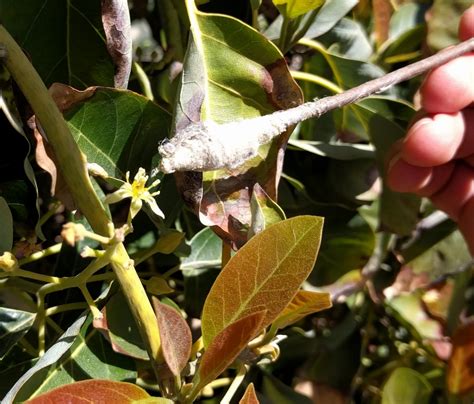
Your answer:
(159, 38), (474, 173)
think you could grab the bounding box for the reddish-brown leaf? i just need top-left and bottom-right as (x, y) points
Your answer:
(26, 379), (170, 403)
(197, 311), (266, 390)
(201, 216), (324, 346)
(240, 383), (260, 404)
(447, 322), (474, 395)
(153, 298), (192, 376)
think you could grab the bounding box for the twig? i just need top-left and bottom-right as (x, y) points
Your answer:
(159, 38), (474, 173)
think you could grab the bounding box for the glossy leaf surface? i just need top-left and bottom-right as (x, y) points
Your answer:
(273, 0), (324, 19)
(201, 215), (323, 346)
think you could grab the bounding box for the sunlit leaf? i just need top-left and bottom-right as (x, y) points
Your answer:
(173, 2), (303, 247)
(273, 0), (324, 19)
(447, 322), (474, 396)
(26, 379), (172, 404)
(153, 298), (192, 376)
(195, 311), (266, 391)
(181, 227), (222, 270)
(272, 290), (331, 330)
(382, 368), (432, 404)
(201, 215), (323, 346)
(59, 84), (171, 177)
(240, 383), (259, 404)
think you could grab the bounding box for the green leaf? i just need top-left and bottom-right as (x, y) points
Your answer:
(56, 85), (171, 177)
(6, 313), (136, 402)
(272, 290), (331, 330)
(174, 2), (303, 247)
(94, 291), (148, 360)
(382, 368), (432, 404)
(273, 0), (325, 19)
(26, 379), (172, 404)
(248, 183), (286, 239)
(153, 298), (192, 376)
(195, 311), (266, 393)
(0, 0), (114, 88)
(368, 114), (420, 236)
(0, 308), (36, 359)
(181, 227), (222, 270)
(0, 196), (13, 253)
(201, 215), (323, 347)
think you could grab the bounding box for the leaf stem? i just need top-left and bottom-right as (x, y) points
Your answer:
(132, 62), (155, 101)
(291, 70), (343, 93)
(18, 243), (63, 266)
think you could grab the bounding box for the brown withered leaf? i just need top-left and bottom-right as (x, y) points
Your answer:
(101, 0), (132, 88)
(153, 297), (192, 376)
(447, 322), (474, 396)
(240, 383), (260, 404)
(32, 84), (96, 208)
(196, 311), (266, 392)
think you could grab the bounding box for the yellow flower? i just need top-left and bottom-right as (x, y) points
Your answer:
(104, 168), (164, 223)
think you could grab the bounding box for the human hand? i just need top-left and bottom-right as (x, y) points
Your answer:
(387, 6), (474, 255)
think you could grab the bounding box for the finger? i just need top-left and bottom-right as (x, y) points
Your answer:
(420, 54), (474, 114)
(417, 162), (455, 197)
(459, 6), (474, 41)
(401, 112), (465, 167)
(431, 163), (474, 220)
(386, 158), (432, 192)
(458, 197), (474, 256)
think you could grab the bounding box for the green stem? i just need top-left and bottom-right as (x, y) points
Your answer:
(132, 62), (155, 101)
(0, 24), (163, 376)
(18, 243), (63, 266)
(279, 16), (290, 52)
(291, 70), (343, 94)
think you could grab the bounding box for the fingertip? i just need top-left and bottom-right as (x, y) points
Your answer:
(459, 6), (474, 41)
(401, 113), (465, 167)
(420, 55), (474, 114)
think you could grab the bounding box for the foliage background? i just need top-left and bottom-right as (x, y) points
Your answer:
(0, 0), (473, 403)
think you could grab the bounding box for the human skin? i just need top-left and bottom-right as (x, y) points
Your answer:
(387, 6), (474, 255)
